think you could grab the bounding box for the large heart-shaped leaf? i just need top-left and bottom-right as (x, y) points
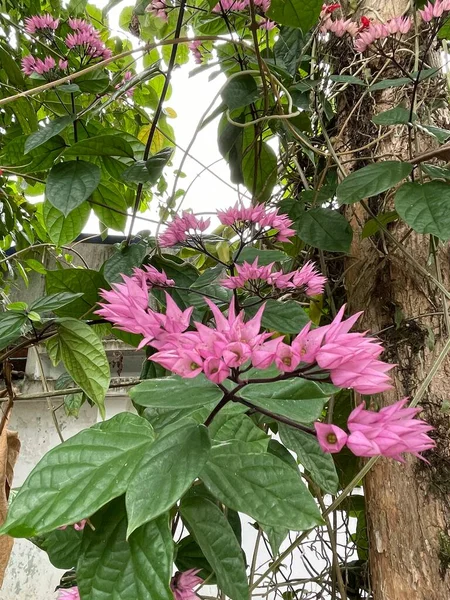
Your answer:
(43, 200), (90, 245)
(395, 181), (450, 240)
(126, 424), (211, 536)
(201, 442), (323, 530)
(336, 161), (412, 205)
(0, 413), (155, 537)
(130, 375), (223, 409)
(46, 160), (101, 216)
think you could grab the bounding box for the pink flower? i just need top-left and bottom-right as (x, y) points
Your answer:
(171, 569), (202, 600)
(25, 14), (59, 34)
(291, 261), (327, 296)
(58, 519), (87, 531)
(59, 59), (68, 70)
(189, 40), (203, 64)
(57, 587), (80, 600)
(315, 423), (348, 453)
(325, 17), (359, 37)
(68, 18), (94, 32)
(21, 55), (36, 75)
(259, 19), (276, 30)
(64, 23), (111, 59)
(346, 400), (435, 462)
(387, 16), (411, 35)
(115, 70), (135, 97)
(320, 3), (341, 18)
(146, 0), (168, 21)
(217, 203), (295, 243)
(159, 212), (211, 247)
(221, 258), (274, 289)
(203, 357), (230, 383)
(254, 0), (270, 11)
(274, 342), (301, 372)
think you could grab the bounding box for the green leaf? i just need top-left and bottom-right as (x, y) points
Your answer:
(146, 147), (173, 182)
(295, 208), (352, 252)
(262, 525), (288, 555)
(372, 106), (416, 125)
(369, 69), (438, 91)
(236, 247), (288, 265)
(247, 299), (309, 334)
(126, 424), (211, 536)
(25, 259), (47, 275)
(395, 181), (450, 240)
(222, 75), (259, 110)
(0, 413), (155, 537)
(57, 318), (110, 417)
(121, 161), (152, 183)
(46, 161), (101, 216)
(181, 497), (249, 600)
(103, 243), (147, 284)
(238, 379), (332, 423)
(64, 135), (135, 158)
(78, 499), (173, 600)
(130, 375), (223, 409)
(242, 140), (277, 203)
(329, 74), (365, 85)
(175, 535), (215, 581)
(274, 27), (304, 76)
(64, 392), (86, 417)
(201, 442), (323, 530)
(90, 183), (128, 232)
(25, 116), (73, 154)
(209, 412), (269, 451)
(361, 210), (398, 238)
(279, 424), (339, 494)
(45, 269), (108, 318)
(30, 292), (84, 314)
(43, 200), (90, 246)
(36, 526), (83, 569)
(0, 312), (27, 350)
(267, 0), (321, 31)
(77, 69), (110, 93)
(336, 161), (413, 205)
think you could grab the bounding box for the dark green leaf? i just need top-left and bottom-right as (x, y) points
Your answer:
(372, 106), (415, 125)
(43, 200), (90, 246)
(30, 292), (84, 314)
(361, 211), (398, 238)
(395, 181), (450, 240)
(209, 411), (269, 451)
(46, 161), (101, 216)
(145, 147), (173, 183)
(103, 243), (147, 284)
(296, 207), (352, 252)
(279, 424), (339, 494)
(329, 75), (365, 85)
(25, 116), (73, 154)
(247, 299), (309, 334)
(37, 526), (83, 569)
(267, 0), (321, 31)
(175, 535), (215, 581)
(0, 312), (27, 350)
(64, 135), (134, 158)
(90, 183), (128, 232)
(126, 424), (211, 536)
(130, 375), (223, 409)
(77, 69), (110, 93)
(45, 269), (108, 319)
(0, 414), (155, 537)
(64, 392), (86, 417)
(57, 318), (111, 417)
(78, 499), (173, 600)
(222, 75), (259, 110)
(336, 161), (413, 205)
(181, 497), (249, 600)
(242, 140), (277, 203)
(239, 379), (332, 423)
(122, 161), (153, 183)
(274, 27), (304, 76)
(201, 442), (323, 530)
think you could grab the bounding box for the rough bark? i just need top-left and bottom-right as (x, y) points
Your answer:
(338, 1), (450, 598)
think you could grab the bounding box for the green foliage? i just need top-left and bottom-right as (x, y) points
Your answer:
(295, 208), (353, 252)
(130, 375), (224, 409)
(336, 162), (413, 205)
(222, 75), (260, 110)
(395, 181), (450, 240)
(45, 269), (108, 318)
(268, 0), (322, 31)
(46, 161), (101, 216)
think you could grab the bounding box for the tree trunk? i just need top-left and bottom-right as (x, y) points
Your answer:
(338, 1), (450, 598)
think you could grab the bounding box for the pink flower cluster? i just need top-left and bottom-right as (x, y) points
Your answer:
(146, 0), (168, 22)
(221, 258), (326, 296)
(212, 0), (270, 14)
(96, 265), (175, 339)
(115, 70), (135, 97)
(65, 18), (112, 60)
(160, 212), (210, 247)
(21, 55), (67, 76)
(189, 41), (203, 64)
(354, 16), (411, 52)
(420, 0), (450, 22)
(315, 399), (435, 462)
(24, 14), (59, 34)
(171, 569), (202, 600)
(57, 587), (80, 600)
(98, 263), (393, 393)
(217, 204), (296, 243)
(259, 18), (276, 30)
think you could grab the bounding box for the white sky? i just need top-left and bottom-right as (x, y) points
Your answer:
(84, 0), (235, 235)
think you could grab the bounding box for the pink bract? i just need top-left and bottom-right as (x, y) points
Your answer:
(171, 569), (202, 600)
